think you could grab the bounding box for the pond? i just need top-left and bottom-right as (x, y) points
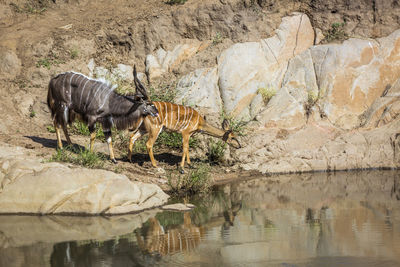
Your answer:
(0, 170), (400, 266)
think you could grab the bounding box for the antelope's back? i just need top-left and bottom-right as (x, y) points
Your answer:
(151, 101), (203, 132)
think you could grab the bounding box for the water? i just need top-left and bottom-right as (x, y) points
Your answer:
(0, 170), (400, 267)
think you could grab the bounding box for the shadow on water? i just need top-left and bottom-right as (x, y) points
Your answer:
(1, 170), (400, 267)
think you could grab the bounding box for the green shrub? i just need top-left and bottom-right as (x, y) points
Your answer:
(167, 163), (211, 196)
(208, 139), (226, 164)
(50, 146), (105, 169)
(325, 22), (347, 43)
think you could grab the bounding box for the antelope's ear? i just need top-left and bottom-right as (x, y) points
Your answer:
(222, 119), (230, 131)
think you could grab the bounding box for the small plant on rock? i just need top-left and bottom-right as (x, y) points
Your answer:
(304, 90), (319, 118)
(258, 85), (276, 105)
(325, 22), (348, 43)
(212, 32), (223, 45)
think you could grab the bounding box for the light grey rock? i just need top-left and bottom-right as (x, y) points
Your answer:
(0, 143), (169, 215)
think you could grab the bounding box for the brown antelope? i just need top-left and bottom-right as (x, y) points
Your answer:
(47, 66), (158, 163)
(127, 102), (241, 171)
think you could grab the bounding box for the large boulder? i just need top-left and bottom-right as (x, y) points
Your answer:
(217, 12), (314, 120)
(175, 67), (222, 113)
(0, 144), (169, 215)
(256, 49), (319, 129)
(311, 29), (400, 129)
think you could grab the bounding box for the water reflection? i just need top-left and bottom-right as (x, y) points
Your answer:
(0, 170), (399, 266)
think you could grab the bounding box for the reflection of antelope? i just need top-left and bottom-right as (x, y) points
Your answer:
(127, 102), (241, 170)
(47, 66), (158, 163)
(136, 213), (205, 256)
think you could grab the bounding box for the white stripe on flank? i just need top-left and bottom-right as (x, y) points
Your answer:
(193, 112), (200, 129)
(154, 102), (161, 125)
(180, 106), (187, 130)
(79, 79), (90, 107)
(183, 108), (194, 130)
(98, 88), (113, 110)
(163, 102), (168, 125)
(87, 82), (104, 108)
(68, 73), (76, 94)
(169, 103), (173, 128)
(173, 104), (180, 130)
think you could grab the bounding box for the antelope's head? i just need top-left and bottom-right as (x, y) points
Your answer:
(133, 65), (158, 117)
(222, 119), (241, 149)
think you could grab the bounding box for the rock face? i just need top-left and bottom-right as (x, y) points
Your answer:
(145, 40), (209, 80)
(0, 47), (21, 80)
(175, 67), (221, 113)
(0, 144), (169, 215)
(217, 13), (314, 120)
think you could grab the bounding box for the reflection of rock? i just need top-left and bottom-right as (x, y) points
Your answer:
(0, 211), (157, 248)
(0, 143), (169, 215)
(210, 171), (400, 264)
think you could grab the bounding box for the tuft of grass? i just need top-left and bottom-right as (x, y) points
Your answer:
(36, 54), (63, 70)
(46, 125), (56, 133)
(212, 32), (223, 45)
(304, 90), (320, 118)
(149, 84), (176, 103)
(50, 146), (105, 169)
(69, 48), (79, 59)
(10, 3), (47, 14)
(36, 58), (52, 69)
(70, 121), (104, 139)
(207, 139), (227, 164)
(165, 0), (187, 5)
(324, 22), (348, 43)
(167, 163), (211, 196)
(29, 105), (36, 118)
(258, 85), (276, 105)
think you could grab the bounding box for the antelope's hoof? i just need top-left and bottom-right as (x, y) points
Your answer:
(111, 158), (117, 164)
(179, 168), (185, 174)
(188, 164), (195, 169)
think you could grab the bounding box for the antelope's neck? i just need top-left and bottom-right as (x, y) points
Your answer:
(200, 121), (225, 138)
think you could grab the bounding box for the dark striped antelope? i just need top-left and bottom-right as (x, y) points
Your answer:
(47, 66), (158, 163)
(127, 102), (241, 171)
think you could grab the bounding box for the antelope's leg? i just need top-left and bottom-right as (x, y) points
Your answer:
(180, 133), (190, 169)
(88, 125), (96, 152)
(61, 125), (72, 145)
(104, 130), (117, 163)
(54, 122), (63, 149)
(128, 130), (143, 162)
(146, 127), (162, 168)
